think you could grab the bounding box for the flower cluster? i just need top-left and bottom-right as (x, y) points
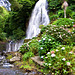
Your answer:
(38, 35), (59, 56)
(44, 45), (75, 74)
(41, 24), (74, 45)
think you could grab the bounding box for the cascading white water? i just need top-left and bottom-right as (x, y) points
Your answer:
(6, 0), (50, 52)
(0, 0), (11, 11)
(26, 0), (50, 39)
(6, 40), (24, 52)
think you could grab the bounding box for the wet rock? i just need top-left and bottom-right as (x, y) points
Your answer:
(10, 56), (20, 63)
(3, 63), (14, 68)
(0, 56), (5, 60)
(24, 72), (28, 75)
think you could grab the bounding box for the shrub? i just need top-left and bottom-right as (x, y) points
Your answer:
(23, 52), (34, 61)
(52, 18), (74, 27)
(20, 43), (29, 54)
(50, 14), (59, 22)
(41, 24), (74, 45)
(38, 35), (60, 57)
(71, 12), (75, 19)
(0, 32), (7, 41)
(29, 39), (39, 54)
(13, 28), (25, 40)
(57, 9), (74, 18)
(44, 45), (75, 75)
(57, 10), (64, 18)
(20, 39), (39, 55)
(68, 5), (75, 11)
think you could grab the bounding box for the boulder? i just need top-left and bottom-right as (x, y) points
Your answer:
(3, 63), (14, 68)
(10, 56), (20, 63)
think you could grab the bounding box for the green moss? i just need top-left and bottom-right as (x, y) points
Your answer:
(6, 54), (12, 59)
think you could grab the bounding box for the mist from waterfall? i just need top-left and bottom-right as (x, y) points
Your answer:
(26, 0), (50, 39)
(0, 0), (11, 11)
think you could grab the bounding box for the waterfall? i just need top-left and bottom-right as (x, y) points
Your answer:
(26, 0), (50, 39)
(6, 40), (24, 52)
(0, 0), (11, 11)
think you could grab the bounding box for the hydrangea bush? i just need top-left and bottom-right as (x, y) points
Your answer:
(41, 24), (75, 45)
(38, 35), (60, 57)
(44, 45), (75, 75)
(52, 18), (74, 27)
(20, 39), (40, 54)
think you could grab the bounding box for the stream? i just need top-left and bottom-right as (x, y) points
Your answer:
(0, 53), (27, 75)
(0, 52), (43, 75)
(0, 42), (43, 75)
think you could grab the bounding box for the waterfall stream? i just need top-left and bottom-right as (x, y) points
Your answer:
(0, 0), (11, 11)
(6, 40), (24, 52)
(3, 0), (50, 52)
(26, 0), (50, 39)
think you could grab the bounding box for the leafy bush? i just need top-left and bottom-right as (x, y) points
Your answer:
(20, 43), (29, 54)
(48, 0), (62, 11)
(23, 52), (34, 61)
(38, 35), (60, 57)
(71, 12), (75, 19)
(41, 24), (74, 45)
(44, 45), (75, 75)
(52, 18), (74, 27)
(20, 39), (39, 55)
(50, 14), (59, 22)
(68, 5), (75, 11)
(29, 39), (39, 54)
(13, 28), (25, 40)
(0, 32), (7, 41)
(57, 10), (64, 18)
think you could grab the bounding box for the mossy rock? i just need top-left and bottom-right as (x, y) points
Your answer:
(24, 39), (31, 43)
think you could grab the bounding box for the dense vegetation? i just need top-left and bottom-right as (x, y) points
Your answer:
(0, 0), (75, 41)
(1, 0), (75, 74)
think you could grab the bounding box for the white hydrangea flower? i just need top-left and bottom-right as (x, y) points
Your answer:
(49, 39), (51, 41)
(59, 32), (60, 34)
(46, 30), (48, 32)
(72, 32), (74, 34)
(69, 52), (73, 54)
(45, 57), (48, 58)
(41, 56), (44, 58)
(43, 38), (45, 40)
(65, 25), (67, 26)
(38, 40), (41, 42)
(63, 34), (65, 35)
(51, 54), (56, 57)
(45, 63), (47, 65)
(72, 22), (74, 24)
(62, 58), (66, 61)
(52, 73), (54, 74)
(54, 30), (56, 31)
(49, 63), (51, 66)
(66, 35), (68, 37)
(47, 52), (50, 54)
(61, 47), (65, 50)
(56, 49), (59, 52)
(40, 47), (43, 50)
